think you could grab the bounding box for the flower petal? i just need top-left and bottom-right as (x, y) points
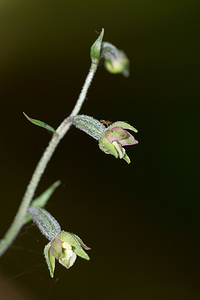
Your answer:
(112, 141), (126, 159)
(50, 237), (63, 259)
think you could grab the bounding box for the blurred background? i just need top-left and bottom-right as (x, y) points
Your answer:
(0, 1), (200, 299)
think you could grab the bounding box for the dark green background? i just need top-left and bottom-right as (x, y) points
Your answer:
(0, 1), (200, 299)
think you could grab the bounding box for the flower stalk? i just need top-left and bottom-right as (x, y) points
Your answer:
(0, 28), (138, 279)
(0, 30), (103, 257)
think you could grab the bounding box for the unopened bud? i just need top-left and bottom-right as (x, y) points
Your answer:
(101, 42), (130, 77)
(90, 29), (104, 63)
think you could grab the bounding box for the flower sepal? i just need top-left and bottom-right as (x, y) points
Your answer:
(107, 121), (138, 133)
(44, 242), (56, 278)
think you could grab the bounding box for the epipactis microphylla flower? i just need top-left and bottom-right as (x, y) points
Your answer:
(101, 42), (130, 77)
(98, 121), (138, 164)
(44, 230), (90, 278)
(70, 115), (138, 164)
(29, 207), (90, 278)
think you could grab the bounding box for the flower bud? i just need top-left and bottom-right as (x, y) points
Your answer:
(90, 28), (104, 63)
(101, 42), (130, 77)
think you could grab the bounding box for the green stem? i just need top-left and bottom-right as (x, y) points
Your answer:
(0, 61), (98, 257)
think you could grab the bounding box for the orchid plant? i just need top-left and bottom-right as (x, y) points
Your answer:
(0, 29), (138, 277)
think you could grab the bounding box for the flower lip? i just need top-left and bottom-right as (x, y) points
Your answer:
(59, 249), (77, 269)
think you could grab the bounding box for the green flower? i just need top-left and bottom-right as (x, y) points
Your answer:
(70, 115), (138, 164)
(98, 121), (138, 164)
(44, 231), (90, 278)
(29, 207), (90, 278)
(101, 42), (130, 77)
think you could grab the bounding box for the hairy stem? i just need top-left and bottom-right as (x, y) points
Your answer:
(0, 61), (98, 257)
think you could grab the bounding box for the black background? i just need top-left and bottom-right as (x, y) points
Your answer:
(0, 1), (200, 299)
